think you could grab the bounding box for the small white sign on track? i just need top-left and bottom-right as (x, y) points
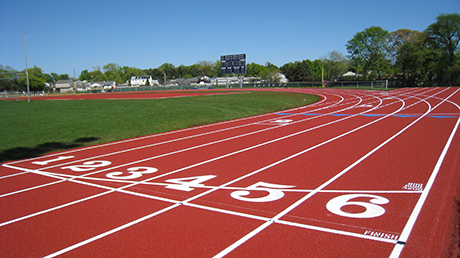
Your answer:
(402, 182), (424, 191)
(256, 119), (294, 126)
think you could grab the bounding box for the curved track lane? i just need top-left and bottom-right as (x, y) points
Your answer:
(1, 87), (459, 257)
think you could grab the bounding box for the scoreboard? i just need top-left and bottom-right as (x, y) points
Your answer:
(221, 54), (246, 74)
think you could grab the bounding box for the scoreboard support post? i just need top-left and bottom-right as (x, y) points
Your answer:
(226, 74), (229, 89)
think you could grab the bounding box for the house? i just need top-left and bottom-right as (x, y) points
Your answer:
(342, 71), (363, 78)
(275, 73), (289, 83)
(130, 76), (159, 86)
(74, 80), (88, 91)
(88, 81), (116, 90)
(343, 71), (356, 77)
(170, 78), (197, 86)
(54, 80), (74, 92)
(216, 77), (240, 85)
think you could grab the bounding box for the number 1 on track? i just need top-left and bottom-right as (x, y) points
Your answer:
(32, 156), (75, 165)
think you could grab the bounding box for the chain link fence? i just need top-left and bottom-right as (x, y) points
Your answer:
(0, 80), (394, 98)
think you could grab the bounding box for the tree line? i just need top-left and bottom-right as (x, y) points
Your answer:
(1, 13), (458, 91)
(346, 13), (460, 86)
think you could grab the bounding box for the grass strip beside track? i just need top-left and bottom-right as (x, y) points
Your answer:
(0, 91), (319, 162)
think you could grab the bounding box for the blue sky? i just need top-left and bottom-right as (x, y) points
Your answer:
(1, 0), (459, 77)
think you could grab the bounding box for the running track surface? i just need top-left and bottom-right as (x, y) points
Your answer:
(2, 90), (246, 101)
(1, 87), (460, 257)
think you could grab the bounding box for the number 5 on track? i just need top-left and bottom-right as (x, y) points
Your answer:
(231, 182), (295, 202)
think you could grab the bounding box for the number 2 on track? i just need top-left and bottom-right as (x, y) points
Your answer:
(61, 160), (112, 172)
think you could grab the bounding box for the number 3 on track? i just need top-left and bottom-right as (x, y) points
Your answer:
(106, 167), (158, 180)
(326, 194), (389, 219)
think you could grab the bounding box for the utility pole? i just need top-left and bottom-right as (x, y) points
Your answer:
(24, 32), (30, 102)
(322, 67), (325, 87)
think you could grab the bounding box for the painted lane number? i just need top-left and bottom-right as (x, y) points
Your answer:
(106, 167), (158, 180)
(62, 165), (391, 220)
(32, 156), (75, 165)
(326, 194), (389, 218)
(165, 175), (217, 192)
(231, 182), (295, 202)
(61, 160), (112, 172)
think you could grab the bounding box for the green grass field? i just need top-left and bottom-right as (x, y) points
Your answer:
(0, 91), (320, 162)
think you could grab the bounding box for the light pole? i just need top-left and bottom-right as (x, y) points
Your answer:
(24, 32), (30, 102)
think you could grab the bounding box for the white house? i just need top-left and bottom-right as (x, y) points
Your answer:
(342, 71), (363, 77)
(275, 73), (289, 83)
(343, 71), (356, 77)
(130, 76), (159, 86)
(87, 81), (116, 91)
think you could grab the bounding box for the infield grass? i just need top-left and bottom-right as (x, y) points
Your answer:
(0, 91), (320, 162)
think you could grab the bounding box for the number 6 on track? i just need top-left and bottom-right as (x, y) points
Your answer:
(326, 194), (389, 218)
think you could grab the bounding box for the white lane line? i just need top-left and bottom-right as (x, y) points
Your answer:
(5, 92), (375, 180)
(70, 97), (379, 178)
(51, 176), (425, 194)
(0, 180), (65, 198)
(389, 87), (460, 258)
(2, 90), (341, 166)
(12, 89), (392, 171)
(213, 220), (273, 258)
(0, 93), (376, 226)
(214, 88), (449, 257)
(2, 92), (365, 175)
(0, 171), (29, 179)
(43, 204), (181, 258)
(211, 101), (420, 258)
(1, 90), (400, 193)
(185, 199), (401, 245)
(277, 220), (398, 244)
(31, 94), (385, 256)
(0, 189), (113, 227)
(0, 166), (179, 227)
(0, 90), (414, 226)
(38, 89), (437, 256)
(0, 89), (434, 227)
(183, 202), (271, 222)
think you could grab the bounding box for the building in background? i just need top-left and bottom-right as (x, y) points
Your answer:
(130, 76), (159, 87)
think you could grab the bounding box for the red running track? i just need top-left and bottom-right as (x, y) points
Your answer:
(1, 87), (460, 257)
(1, 90), (247, 101)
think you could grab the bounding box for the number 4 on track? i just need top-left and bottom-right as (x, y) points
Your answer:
(165, 175), (216, 192)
